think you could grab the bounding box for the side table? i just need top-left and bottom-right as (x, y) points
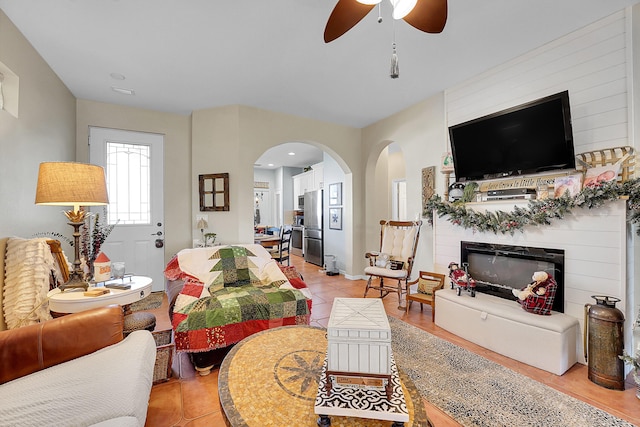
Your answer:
(47, 276), (153, 314)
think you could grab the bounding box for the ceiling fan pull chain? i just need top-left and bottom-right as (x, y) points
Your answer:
(390, 42), (399, 79)
(390, 18), (399, 79)
(377, 3), (383, 23)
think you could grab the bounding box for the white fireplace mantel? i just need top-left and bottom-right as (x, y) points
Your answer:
(433, 199), (633, 364)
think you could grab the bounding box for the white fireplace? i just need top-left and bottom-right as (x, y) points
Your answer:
(433, 199), (632, 364)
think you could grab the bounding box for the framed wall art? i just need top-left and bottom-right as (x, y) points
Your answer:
(199, 173), (230, 211)
(329, 182), (342, 206)
(329, 207), (342, 230)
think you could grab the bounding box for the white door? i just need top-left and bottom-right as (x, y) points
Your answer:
(89, 127), (165, 291)
(392, 179), (407, 221)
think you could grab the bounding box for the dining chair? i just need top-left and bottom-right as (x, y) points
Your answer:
(270, 227), (293, 266)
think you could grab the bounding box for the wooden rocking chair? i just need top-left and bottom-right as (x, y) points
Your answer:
(363, 220), (422, 310)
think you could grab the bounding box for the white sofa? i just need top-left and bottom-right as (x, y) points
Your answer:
(0, 238), (157, 426)
(435, 288), (579, 375)
(0, 331), (156, 426)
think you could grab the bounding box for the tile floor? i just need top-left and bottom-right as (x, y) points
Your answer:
(145, 255), (640, 426)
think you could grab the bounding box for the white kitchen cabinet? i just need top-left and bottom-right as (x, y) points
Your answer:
(293, 163), (324, 209)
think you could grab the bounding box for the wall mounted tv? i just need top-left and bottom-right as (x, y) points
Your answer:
(449, 91), (575, 182)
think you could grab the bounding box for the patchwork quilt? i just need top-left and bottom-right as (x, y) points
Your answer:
(164, 244), (312, 352)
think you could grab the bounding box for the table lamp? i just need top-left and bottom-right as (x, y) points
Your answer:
(196, 217), (208, 243)
(35, 162), (109, 291)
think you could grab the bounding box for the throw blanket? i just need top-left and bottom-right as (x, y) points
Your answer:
(165, 244), (312, 352)
(3, 238), (54, 329)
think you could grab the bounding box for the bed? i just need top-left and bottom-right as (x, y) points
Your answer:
(164, 244), (312, 373)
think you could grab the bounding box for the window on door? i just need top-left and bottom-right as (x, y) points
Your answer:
(105, 142), (151, 225)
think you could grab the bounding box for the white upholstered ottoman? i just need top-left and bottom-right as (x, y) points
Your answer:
(435, 289), (578, 375)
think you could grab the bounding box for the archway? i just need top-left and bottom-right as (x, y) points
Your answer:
(364, 141), (409, 253)
(253, 141), (353, 276)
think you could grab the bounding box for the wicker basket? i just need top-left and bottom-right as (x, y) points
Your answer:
(153, 343), (174, 384)
(575, 146), (636, 183)
(152, 329), (172, 346)
(151, 329), (174, 383)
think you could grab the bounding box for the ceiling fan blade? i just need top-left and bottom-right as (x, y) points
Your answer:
(324, 0), (376, 43)
(402, 0), (447, 34)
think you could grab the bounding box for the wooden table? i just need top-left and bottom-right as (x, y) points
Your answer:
(254, 235), (280, 248)
(218, 326), (430, 426)
(47, 276), (152, 314)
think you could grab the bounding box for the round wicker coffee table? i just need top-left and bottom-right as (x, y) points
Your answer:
(218, 325), (431, 426)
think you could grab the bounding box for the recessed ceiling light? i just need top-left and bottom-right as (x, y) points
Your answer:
(110, 72), (126, 80)
(268, 163), (274, 167)
(111, 86), (135, 95)
(288, 152), (296, 156)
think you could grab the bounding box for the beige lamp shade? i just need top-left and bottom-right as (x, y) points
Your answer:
(196, 218), (208, 230)
(35, 162), (109, 211)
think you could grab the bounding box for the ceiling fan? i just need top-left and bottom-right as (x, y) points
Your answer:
(324, 0), (448, 43)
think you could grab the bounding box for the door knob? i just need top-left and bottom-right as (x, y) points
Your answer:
(155, 239), (164, 248)
(151, 231), (163, 236)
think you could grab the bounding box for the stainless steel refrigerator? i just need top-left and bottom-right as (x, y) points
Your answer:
(303, 189), (323, 266)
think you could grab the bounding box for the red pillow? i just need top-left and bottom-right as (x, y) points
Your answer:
(288, 277), (307, 289)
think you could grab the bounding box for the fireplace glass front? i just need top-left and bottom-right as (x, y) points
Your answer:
(460, 241), (565, 313)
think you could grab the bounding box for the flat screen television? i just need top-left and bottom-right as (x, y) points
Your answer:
(449, 91), (575, 182)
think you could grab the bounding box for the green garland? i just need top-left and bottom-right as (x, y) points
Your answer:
(424, 178), (640, 235)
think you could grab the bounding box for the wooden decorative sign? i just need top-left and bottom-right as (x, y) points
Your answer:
(477, 172), (569, 193)
(422, 166), (436, 216)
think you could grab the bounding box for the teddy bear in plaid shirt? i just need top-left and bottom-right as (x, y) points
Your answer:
(512, 271), (557, 315)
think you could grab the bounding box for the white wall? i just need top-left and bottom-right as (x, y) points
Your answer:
(323, 153), (346, 273)
(282, 166), (302, 214)
(446, 10), (631, 155)
(191, 105), (365, 276)
(363, 93), (447, 278)
(0, 10), (76, 241)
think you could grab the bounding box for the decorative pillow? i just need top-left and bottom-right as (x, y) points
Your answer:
(583, 164), (621, 187)
(417, 278), (441, 295)
(279, 265), (302, 281)
(389, 260), (404, 270)
(3, 238), (54, 329)
(288, 277), (306, 289)
(375, 253), (390, 268)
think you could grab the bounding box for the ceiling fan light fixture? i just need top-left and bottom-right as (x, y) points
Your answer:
(356, 0), (382, 4)
(391, 0), (417, 19)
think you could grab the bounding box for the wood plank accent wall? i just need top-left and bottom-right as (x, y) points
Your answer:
(437, 9), (635, 363)
(446, 10), (630, 155)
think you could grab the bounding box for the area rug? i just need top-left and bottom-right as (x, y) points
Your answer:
(388, 316), (634, 427)
(129, 291), (164, 312)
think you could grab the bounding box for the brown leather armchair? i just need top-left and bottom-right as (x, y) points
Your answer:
(0, 305), (124, 384)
